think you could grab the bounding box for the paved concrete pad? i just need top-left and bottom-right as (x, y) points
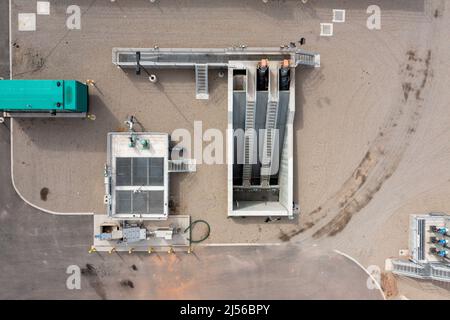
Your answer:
(4, 0), (450, 299)
(9, 0), (445, 249)
(1, 126), (382, 299)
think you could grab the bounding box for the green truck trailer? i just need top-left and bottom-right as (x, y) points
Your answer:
(0, 80), (89, 116)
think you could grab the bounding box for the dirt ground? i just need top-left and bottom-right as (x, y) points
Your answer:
(8, 0), (450, 299)
(293, 0), (450, 269)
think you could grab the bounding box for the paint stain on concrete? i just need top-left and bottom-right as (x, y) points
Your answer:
(120, 279), (135, 289)
(40, 187), (49, 201)
(81, 264), (107, 300)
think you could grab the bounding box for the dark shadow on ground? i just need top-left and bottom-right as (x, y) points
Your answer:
(14, 95), (120, 153)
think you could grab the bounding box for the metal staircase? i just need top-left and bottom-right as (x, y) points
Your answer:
(242, 66), (257, 187)
(261, 62), (280, 187)
(391, 259), (450, 282)
(430, 264), (450, 282)
(242, 100), (255, 186)
(168, 159), (196, 173)
(296, 52), (319, 67)
(260, 100), (279, 186)
(195, 64), (209, 99)
(391, 260), (428, 279)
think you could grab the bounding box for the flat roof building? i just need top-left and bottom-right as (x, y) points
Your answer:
(106, 132), (170, 220)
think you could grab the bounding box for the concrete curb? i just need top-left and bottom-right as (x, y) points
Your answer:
(334, 249), (387, 300)
(10, 120), (94, 216)
(198, 242), (284, 247)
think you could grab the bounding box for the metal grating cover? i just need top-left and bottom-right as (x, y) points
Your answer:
(116, 157), (164, 186)
(116, 190), (164, 215)
(116, 190), (132, 214)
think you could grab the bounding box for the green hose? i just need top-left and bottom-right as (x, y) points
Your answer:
(184, 220), (211, 244)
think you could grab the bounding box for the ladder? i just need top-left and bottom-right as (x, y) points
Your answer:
(195, 64), (209, 99)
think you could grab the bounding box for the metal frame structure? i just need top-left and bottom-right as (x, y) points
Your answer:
(390, 259), (450, 283)
(113, 47), (319, 101)
(112, 47), (320, 219)
(389, 213), (450, 282)
(113, 47), (319, 68)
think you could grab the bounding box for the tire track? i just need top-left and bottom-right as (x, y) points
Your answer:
(311, 49), (431, 238)
(281, 49), (433, 241)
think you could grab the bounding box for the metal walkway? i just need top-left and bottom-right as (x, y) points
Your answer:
(113, 47), (319, 101)
(261, 62), (280, 187)
(113, 47), (320, 68)
(242, 66), (257, 187)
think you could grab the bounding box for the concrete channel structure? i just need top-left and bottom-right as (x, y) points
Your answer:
(112, 47), (320, 220)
